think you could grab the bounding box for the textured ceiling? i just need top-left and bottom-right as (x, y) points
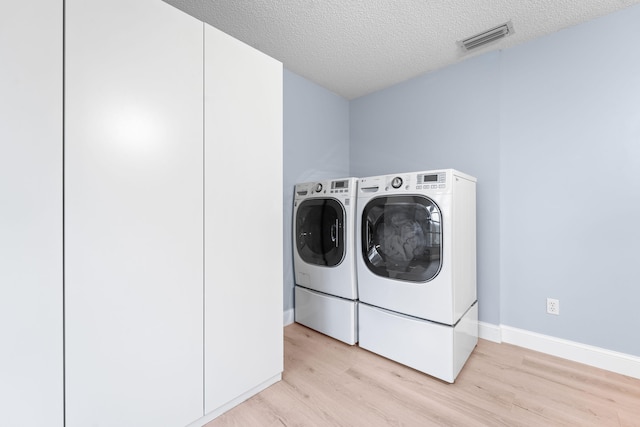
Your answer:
(164, 0), (640, 99)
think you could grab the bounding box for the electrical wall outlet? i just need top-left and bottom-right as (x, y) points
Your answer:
(546, 298), (560, 315)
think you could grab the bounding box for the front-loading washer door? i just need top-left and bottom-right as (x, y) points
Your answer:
(296, 198), (345, 267)
(362, 195), (442, 282)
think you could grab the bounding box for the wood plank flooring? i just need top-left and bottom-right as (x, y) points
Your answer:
(206, 323), (640, 426)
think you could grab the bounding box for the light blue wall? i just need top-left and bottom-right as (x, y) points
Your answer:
(500, 5), (640, 355)
(283, 69), (350, 313)
(348, 4), (640, 356)
(350, 53), (502, 325)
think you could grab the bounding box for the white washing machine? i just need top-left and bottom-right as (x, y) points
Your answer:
(356, 169), (478, 382)
(293, 177), (358, 345)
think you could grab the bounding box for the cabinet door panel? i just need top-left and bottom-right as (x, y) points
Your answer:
(65, 1), (203, 426)
(0, 2), (63, 425)
(204, 24), (283, 413)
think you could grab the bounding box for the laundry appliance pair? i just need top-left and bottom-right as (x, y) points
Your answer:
(292, 169), (478, 382)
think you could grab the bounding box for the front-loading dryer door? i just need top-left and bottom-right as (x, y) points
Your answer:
(362, 195), (442, 282)
(296, 198), (345, 267)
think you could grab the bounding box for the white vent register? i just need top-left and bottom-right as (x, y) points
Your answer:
(458, 21), (514, 52)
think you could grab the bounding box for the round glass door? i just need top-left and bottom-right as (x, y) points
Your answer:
(362, 195), (442, 282)
(296, 198), (345, 267)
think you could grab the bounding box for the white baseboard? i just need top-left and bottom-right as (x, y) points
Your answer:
(283, 308), (294, 326)
(478, 321), (502, 343)
(479, 323), (640, 380)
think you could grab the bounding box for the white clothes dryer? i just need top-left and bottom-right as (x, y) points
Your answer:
(293, 177), (358, 345)
(356, 169), (478, 382)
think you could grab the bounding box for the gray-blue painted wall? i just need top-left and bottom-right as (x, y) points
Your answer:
(284, 4), (640, 357)
(498, 5), (640, 356)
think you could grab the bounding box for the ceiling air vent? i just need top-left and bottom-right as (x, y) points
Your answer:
(458, 21), (514, 52)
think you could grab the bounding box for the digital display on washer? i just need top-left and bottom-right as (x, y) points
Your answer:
(422, 174), (438, 183)
(332, 180), (348, 189)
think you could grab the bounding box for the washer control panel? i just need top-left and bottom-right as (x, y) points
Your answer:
(329, 179), (350, 194)
(295, 178), (354, 199)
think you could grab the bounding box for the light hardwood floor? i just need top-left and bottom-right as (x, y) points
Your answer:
(206, 323), (640, 426)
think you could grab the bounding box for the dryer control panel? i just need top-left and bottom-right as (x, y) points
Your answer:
(359, 170), (475, 196)
(381, 171), (447, 191)
(415, 172), (447, 190)
(359, 170), (450, 194)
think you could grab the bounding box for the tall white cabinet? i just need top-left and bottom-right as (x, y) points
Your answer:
(204, 26), (284, 416)
(64, 0), (205, 425)
(1, 1), (283, 426)
(0, 2), (64, 426)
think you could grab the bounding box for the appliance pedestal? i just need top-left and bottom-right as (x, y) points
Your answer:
(295, 286), (358, 345)
(358, 301), (478, 383)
